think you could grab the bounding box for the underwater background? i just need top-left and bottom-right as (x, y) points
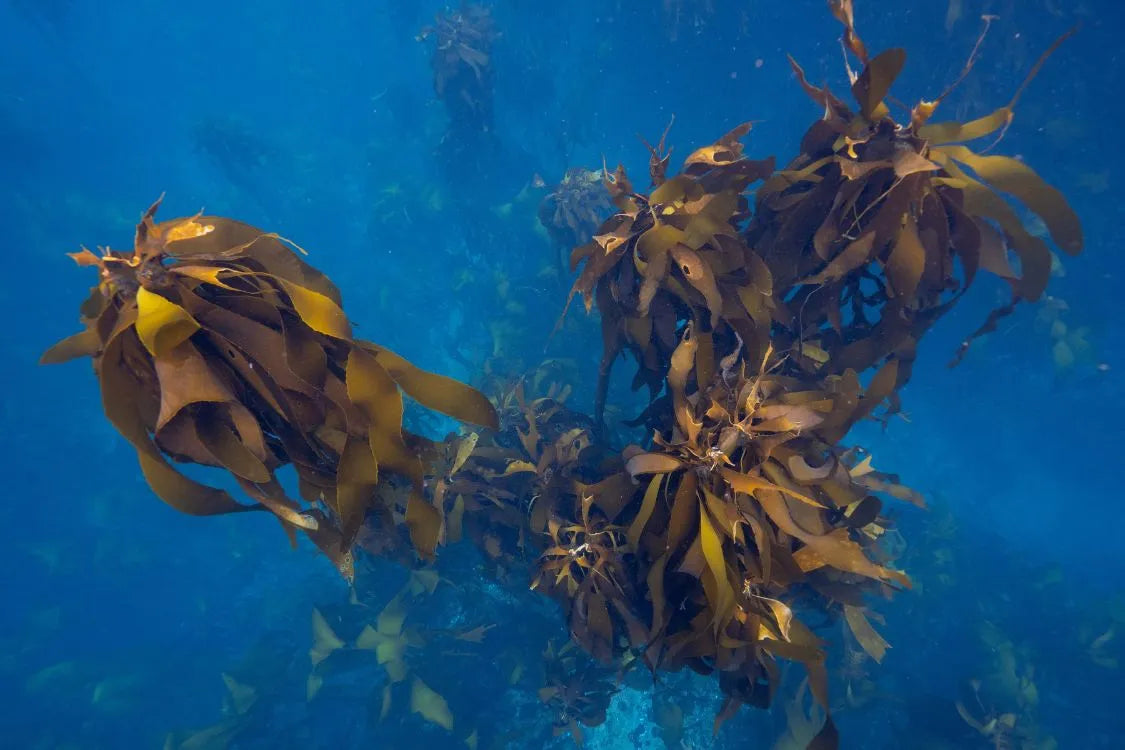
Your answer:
(2, 0), (1123, 748)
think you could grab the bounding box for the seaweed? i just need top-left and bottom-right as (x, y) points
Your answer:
(430, 353), (911, 744)
(758, 5), (1082, 371)
(564, 122), (776, 428)
(538, 168), (615, 275)
(543, 1), (1081, 743)
(418, 3), (499, 133)
(42, 198), (497, 578)
(440, 372), (615, 583)
(45, 2), (1085, 748)
(568, 16), (1080, 432)
(538, 640), (617, 746)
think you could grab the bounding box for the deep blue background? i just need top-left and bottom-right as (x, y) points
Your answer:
(2, 0), (1122, 747)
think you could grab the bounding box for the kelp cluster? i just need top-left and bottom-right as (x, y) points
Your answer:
(545, 0), (1080, 742)
(446, 342), (915, 743)
(47, 2), (1084, 748)
(1035, 294), (1097, 373)
(569, 6), (1081, 433)
(751, 3), (1082, 374)
(538, 168), (615, 268)
(418, 3), (498, 133)
(42, 199), (497, 579)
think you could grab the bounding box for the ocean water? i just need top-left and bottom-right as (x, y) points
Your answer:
(2, 1), (1122, 748)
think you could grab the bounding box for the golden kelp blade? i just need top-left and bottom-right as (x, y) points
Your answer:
(362, 343), (499, 429)
(410, 677), (454, 731)
(843, 605), (890, 663)
(309, 609), (345, 667)
(134, 287), (200, 359)
(933, 145), (1083, 256)
(40, 328), (100, 365)
(851, 48), (905, 121)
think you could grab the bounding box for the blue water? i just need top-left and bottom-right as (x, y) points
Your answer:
(3, 1), (1123, 748)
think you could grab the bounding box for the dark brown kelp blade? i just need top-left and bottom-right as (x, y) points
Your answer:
(44, 199), (497, 577)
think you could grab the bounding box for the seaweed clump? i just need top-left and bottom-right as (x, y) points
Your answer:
(750, 2), (1082, 373)
(538, 168), (615, 272)
(42, 199), (497, 578)
(535, 1), (1083, 741)
(449, 341), (914, 744)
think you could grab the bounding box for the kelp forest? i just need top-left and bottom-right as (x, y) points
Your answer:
(15, 0), (1121, 748)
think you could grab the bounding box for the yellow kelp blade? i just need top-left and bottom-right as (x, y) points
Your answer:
(410, 677), (454, 731)
(843, 605), (890, 663)
(310, 608), (346, 666)
(135, 287), (200, 358)
(361, 342), (499, 429)
(699, 504), (735, 634)
(220, 673), (257, 715)
(917, 107), (1010, 144)
(274, 278), (353, 340)
(40, 328), (101, 364)
(936, 144), (1083, 256)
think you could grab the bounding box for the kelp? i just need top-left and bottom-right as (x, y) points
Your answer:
(538, 640), (618, 747)
(539, 168), (615, 274)
(546, 1), (1081, 745)
(566, 9), (1081, 429)
(440, 371), (618, 582)
(418, 3), (498, 133)
(43, 198), (497, 578)
(952, 621), (1056, 749)
(751, 3), (1082, 373)
(564, 122), (776, 427)
(572, 345), (911, 741)
(48, 2), (1084, 748)
(433, 351), (912, 745)
(304, 571), (488, 742)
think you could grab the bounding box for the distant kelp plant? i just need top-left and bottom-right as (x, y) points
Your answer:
(418, 2), (498, 133)
(539, 168), (616, 274)
(42, 199), (498, 579)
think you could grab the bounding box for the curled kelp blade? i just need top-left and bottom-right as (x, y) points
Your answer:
(359, 342), (498, 429)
